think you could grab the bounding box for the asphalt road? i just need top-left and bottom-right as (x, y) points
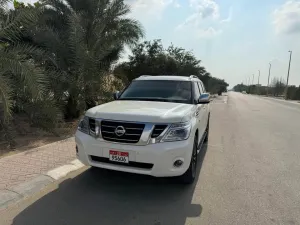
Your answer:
(1, 92), (300, 225)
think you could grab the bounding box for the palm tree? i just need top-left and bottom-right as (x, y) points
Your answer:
(0, 1), (61, 145)
(0, 0), (44, 122)
(0, 0), (144, 144)
(28, 0), (144, 119)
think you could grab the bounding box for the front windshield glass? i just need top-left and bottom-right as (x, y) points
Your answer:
(119, 80), (192, 104)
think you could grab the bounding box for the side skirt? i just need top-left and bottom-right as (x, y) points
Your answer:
(197, 130), (207, 154)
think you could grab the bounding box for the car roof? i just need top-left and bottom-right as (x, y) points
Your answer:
(135, 75), (201, 82)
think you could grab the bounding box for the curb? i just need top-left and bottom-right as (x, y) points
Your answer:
(0, 159), (84, 211)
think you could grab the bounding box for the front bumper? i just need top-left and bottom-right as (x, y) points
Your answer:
(75, 130), (194, 177)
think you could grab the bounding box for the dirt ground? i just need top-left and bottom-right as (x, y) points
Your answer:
(0, 121), (77, 158)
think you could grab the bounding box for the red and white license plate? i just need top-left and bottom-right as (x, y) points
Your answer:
(109, 150), (129, 163)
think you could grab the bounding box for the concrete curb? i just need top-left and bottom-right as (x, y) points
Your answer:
(0, 159), (84, 211)
(47, 160), (84, 180)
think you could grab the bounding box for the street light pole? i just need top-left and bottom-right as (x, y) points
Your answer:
(248, 77), (250, 93)
(285, 50), (292, 99)
(267, 63), (271, 96)
(257, 70), (260, 94)
(250, 74), (254, 94)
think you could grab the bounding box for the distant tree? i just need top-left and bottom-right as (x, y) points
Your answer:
(286, 85), (300, 100)
(233, 84), (248, 92)
(114, 39), (228, 93)
(271, 78), (285, 97)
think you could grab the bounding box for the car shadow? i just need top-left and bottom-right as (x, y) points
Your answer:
(13, 144), (208, 225)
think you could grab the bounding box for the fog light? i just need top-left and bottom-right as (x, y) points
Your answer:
(76, 146), (78, 154)
(174, 160), (183, 167)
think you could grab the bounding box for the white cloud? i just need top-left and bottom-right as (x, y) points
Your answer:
(220, 6), (233, 23)
(126, 0), (175, 18)
(187, 0), (220, 23)
(273, 1), (300, 34)
(174, 1), (181, 8)
(19, 0), (37, 3)
(197, 27), (222, 38)
(176, 0), (229, 38)
(177, 0), (220, 29)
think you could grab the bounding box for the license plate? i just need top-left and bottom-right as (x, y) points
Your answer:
(109, 150), (129, 163)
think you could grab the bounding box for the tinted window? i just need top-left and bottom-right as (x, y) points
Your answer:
(193, 82), (201, 101)
(119, 80), (192, 104)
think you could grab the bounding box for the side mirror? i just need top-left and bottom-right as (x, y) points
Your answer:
(198, 93), (210, 104)
(113, 91), (120, 100)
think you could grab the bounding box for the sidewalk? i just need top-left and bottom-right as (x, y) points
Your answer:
(0, 137), (79, 209)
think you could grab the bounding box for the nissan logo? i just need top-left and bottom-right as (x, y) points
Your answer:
(115, 126), (126, 136)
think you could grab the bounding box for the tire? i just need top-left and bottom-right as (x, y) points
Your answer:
(204, 116), (210, 143)
(179, 137), (198, 184)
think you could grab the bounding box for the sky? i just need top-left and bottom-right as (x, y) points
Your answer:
(20, 0), (300, 87)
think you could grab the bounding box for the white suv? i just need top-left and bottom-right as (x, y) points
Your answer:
(75, 75), (210, 183)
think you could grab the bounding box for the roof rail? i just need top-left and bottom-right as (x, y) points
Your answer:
(189, 75), (199, 79)
(139, 75), (152, 78)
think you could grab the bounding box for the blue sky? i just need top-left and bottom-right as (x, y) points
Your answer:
(21, 0), (300, 87)
(125, 0), (300, 87)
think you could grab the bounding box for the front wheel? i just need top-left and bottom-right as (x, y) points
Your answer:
(179, 137), (198, 184)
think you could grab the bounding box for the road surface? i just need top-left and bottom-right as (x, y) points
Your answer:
(1, 92), (300, 225)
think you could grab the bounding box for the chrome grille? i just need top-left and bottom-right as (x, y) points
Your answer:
(101, 120), (145, 143)
(151, 125), (168, 138)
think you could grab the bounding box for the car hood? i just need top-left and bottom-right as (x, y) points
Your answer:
(85, 100), (195, 123)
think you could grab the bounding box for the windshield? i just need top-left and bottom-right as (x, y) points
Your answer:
(119, 80), (192, 104)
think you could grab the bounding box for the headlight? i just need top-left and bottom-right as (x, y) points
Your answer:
(78, 116), (89, 134)
(161, 122), (191, 142)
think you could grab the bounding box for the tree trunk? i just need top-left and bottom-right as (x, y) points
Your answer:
(65, 96), (80, 120)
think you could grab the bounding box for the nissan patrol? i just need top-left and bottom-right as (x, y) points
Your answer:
(75, 75), (210, 184)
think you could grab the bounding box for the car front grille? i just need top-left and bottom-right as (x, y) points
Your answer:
(101, 120), (145, 143)
(151, 125), (168, 138)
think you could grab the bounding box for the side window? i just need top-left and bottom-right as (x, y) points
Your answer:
(201, 82), (206, 93)
(197, 82), (203, 94)
(193, 82), (201, 102)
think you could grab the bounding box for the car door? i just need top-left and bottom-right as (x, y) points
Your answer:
(198, 81), (209, 130)
(193, 82), (205, 143)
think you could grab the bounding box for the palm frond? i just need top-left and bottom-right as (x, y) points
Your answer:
(0, 0), (10, 8)
(0, 7), (40, 42)
(22, 97), (63, 133)
(106, 0), (130, 18)
(40, 0), (71, 14)
(0, 73), (13, 122)
(113, 18), (145, 46)
(0, 47), (48, 98)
